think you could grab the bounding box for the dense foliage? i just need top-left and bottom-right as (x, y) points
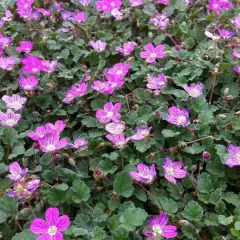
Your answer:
(0, 0), (240, 239)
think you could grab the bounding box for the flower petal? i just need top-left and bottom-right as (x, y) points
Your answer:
(162, 225), (178, 238)
(56, 215), (70, 231)
(45, 207), (59, 225)
(30, 219), (48, 234)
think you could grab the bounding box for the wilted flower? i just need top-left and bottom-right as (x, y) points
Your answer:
(30, 207), (70, 240)
(116, 42), (136, 55)
(18, 75), (39, 91)
(225, 144), (240, 167)
(89, 40), (107, 52)
(150, 13), (169, 30)
(105, 121), (125, 134)
(16, 41), (33, 53)
(0, 56), (16, 70)
(130, 126), (151, 141)
(183, 83), (204, 98)
(234, 66), (240, 75)
(111, 9), (123, 20)
(107, 62), (130, 80)
(0, 20), (4, 28)
(8, 178), (40, 199)
(218, 28), (236, 39)
(2, 10), (13, 22)
(231, 16), (240, 29)
(163, 157), (187, 184)
(130, 163), (156, 184)
(39, 133), (68, 153)
(146, 73), (167, 90)
(21, 55), (42, 74)
(205, 31), (220, 41)
(0, 109), (21, 127)
(96, 102), (121, 124)
(69, 138), (88, 149)
(232, 49), (240, 58)
(54, 2), (64, 11)
(128, 0), (143, 7)
(61, 10), (75, 21)
(2, 94), (27, 111)
(140, 43), (165, 63)
(144, 213), (177, 239)
(166, 106), (190, 127)
(7, 162), (28, 181)
(106, 133), (129, 148)
(41, 60), (57, 73)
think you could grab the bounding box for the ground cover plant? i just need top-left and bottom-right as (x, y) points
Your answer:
(0, 0), (239, 239)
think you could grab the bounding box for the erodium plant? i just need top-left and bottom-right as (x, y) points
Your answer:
(0, 0), (239, 239)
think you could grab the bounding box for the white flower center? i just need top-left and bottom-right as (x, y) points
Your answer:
(48, 226), (57, 236)
(24, 84), (32, 90)
(178, 116), (186, 124)
(107, 111), (113, 117)
(116, 70), (123, 75)
(166, 167), (174, 175)
(12, 101), (21, 109)
(32, 68), (38, 73)
(102, 5), (107, 9)
(6, 119), (15, 126)
(191, 89), (200, 97)
(141, 130), (149, 137)
(150, 53), (157, 58)
(24, 4), (28, 8)
(213, 4), (219, 8)
(116, 125), (124, 132)
(46, 144), (56, 151)
(110, 2), (115, 6)
(152, 226), (162, 234)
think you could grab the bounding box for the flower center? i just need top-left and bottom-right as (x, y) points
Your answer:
(6, 119), (15, 126)
(107, 111), (113, 117)
(178, 116), (186, 124)
(48, 226), (57, 236)
(213, 4), (219, 8)
(191, 89), (200, 97)
(16, 183), (25, 193)
(32, 68), (38, 73)
(110, 2), (115, 6)
(141, 130), (149, 137)
(12, 101), (21, 109)
(166, 167), (174, 175)
(24, 4), (29, 8)
(46, 144), (56, 152)
(152, 225), (162, 234)
(102, 5), (107, 9)
(116, 125), (124, 132)
(150, 53), (157, 58)
(117, 70), (123, 75)
(24, 84), (32, 90)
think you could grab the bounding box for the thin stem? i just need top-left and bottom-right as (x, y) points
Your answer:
(209, 73), (217, 104)
(125, 94), (130, 112)
(119, 150), (124, 171)
(149, 185), (164, 211)
(185, 136), (214, 145)
(84, 202), (93, 211)
(28, 201), (36, 218)
(187, 172), (198, 193)
(15, 219), (23, 231)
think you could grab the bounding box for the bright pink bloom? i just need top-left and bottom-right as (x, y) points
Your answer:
(130, 163), (156, 184)
(166, 106), (190, 127)
(163, 157), (187, 184)
(128, 0), (143, 7)
(7, 162), (28, 181)
(183, 83), (204, 98)
(37, 8), (51, 16)
(91, 80), (114, 94)
(74, 12), (86, 23)
(69, 138), (88, 149)
(116, 42), (136, 55)
(0, 57), (16, 70)
(96, 0), (122, 12)
(21, 55), (42, 74)
(18, 75), (39, 91)
(39, 133), (68, 153)
(106, 133), (129, 148)
(41, 60), (57, 73)
(140, 43), (165, 63)
(30, 207), (70, 240)
(207, 0), (233, 14)
(16, 41), (33, 53)
(234, 66), (240, 75)
(107, 62), (130, 80)
(106, 74), (124, 90)
(0, 34), (12, 48)
(130, 126), (151, 141)
(96, 102), (121, 124)
(105, 121), (125, 134)
(2, 94), (27, 111)
(17, 0), (34, 10)
(231, 16), (240, 29)
(146, 73), (167, 90)
(0, 109), (21, 127)
(225, 144), (240, 168)
(89, 40), (107, 52)
(63, 82), (88, 103)
(144, 213), (177, 239)
(28, 126), (48, 141)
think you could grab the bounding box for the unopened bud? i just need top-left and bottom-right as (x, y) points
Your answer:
(82, 65), (88, 71)
(68, 158), (76, 166)
(175, 45), (181, 51)
(193, 18), (198, 23)
(100, 74), (105, 79)
(193, 119), (200, 124)
(218, 114), (227, 119)
(235, 111), (240, 116)
(178, 220), (190, 225)
(224, 88), (229, 95)
(155, 111), (160, 116)
(169, 147), (178, 153)
(22, 158), (28, 167)
(203, 151), (210, 159)
(214, 67), (219, 73)
(95, 169), (101, 175)
(33, 142), (40, 149)
(208, 46), (215, 50)
(178, 142), (187, 148)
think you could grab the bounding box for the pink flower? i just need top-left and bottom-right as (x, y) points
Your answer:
(150, 13), (169, 30)
(183, 83), (204, 98)
(163, 157), (187, 184)
(63, 82), (88, 103)
(96, 102), (121, 124)
(106, 75), (124, 90)
(144, 213), (177, 239)
(89, 40), (107, 52)
(16, 41), (33, 53)
(45, 120), (66, 134)
(207, 0), (233, 14)
(74, 12), (86, 23)
(41, 60), (57, 73)
(17, 0), (34, 10)
(96, 0), (122, 12)
(21, 55), (42, 74)
(146, 73), (167, 90)
(111, 9), (123, 20)
(2, 10), (13, 22)
(79, 0), (91, 6)
(0, 109), (21, 127)
(166, 106), (190, 127)
(91, 80), (114, 94)
(218, 29), (236, 39)
(154, 0), (170, 4)
(30, 207), (70, 240)
(18, 75), (39, 91)
(225, 144), (240, 168)
(107, 62), (130, 80)
(231, 16), (240, 29)
(28, 126), (48, 141)
(205, 31), (220, 41)
(232, 49), (240, 58)
(7, 162), (28, 181)
(128, 0), (143, 7)
(0, 56), (16, 70)
(234, 66), (240, 75)
(105, 121), (125, 134)
(116, 42), (136, 55)
(0, 34), (12, 48)
(129, 126), (151, 141)
(106, 133), (129, 148)
(39, 133), (68, 153)
(69, 138), (88, 149)
(140, 43), (165, 63)
(2, 94), (27, 111)
(37, 8), (51, 16)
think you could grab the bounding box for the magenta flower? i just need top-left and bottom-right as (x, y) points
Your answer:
(128, 0), (143, 7)
(107, 62), (130, 80)
(21, 55), (42, 74)
(207, 0), (222, 13)
(96, 102), (121, 124)
(218, 29), (236, 39)
(37, 8), (51, 16)
(105, 121), (125, 134)
(18, 76), (39, 91)
(61, 11), (75, 21)
(144, 213), (177, 239)
(140, 43), (165, 63)
(234, 66), (240, 75)
(96, 0), (122, 12)
(106, 75), (124, 90)
(63, 82), (88, 103)
(16, 41), (33, 53)
(2, 94), (27, 111)
(0, 34), (12, 48)
(17, 0), (34, 10)
(8, 178), (40, 200)
(183, 83), (204, 98)
(0, 109), (21, 127)
(45, 120), (66, 134)
(225, 144), (240, 167)
(30, 207), (70, 240)
(166, 106), (190, 127)
(130, 163), (156, 184)
(2, 10), (13, 22)
(7, 162), (28, 181)
(41, 60), (58, 73)
(130, 126), (151, 141)
(106, 133), (129, 148)
(0, 56), (16, 70)
(146, 73), (167, 90)
(231, 16), (240, 29)
(163, 157), (187, 184)
(74, 12), (86, 23)
(39, 133), (68, 153)
(91, 80), (114, 94)
(54, 2), (64, 11)
(69, 138), (88, 149)
(116, 42), (136, 55)
(89, 40), (107, 52)
(150, 13), (169, 30)
(28, 126), (48, 141)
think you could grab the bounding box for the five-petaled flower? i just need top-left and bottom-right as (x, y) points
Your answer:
(166, 106), (190, 127)
(225, 144), (240, 167)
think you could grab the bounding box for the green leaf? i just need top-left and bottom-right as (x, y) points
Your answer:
(0, 163), (8, 174)
(0, 178), (12, 193)
(134, 138), (155, 153)
(218, 215), (233, 226)
(98, 160), (118, 175)
(120, 207), (148, 231)
(197, 173), (214, 193)
(182, 201), (203, 221)
(199, 111), (214, 124)
(92, 226), (106, 240)
(235, 221), (240, 231)
(161, 129), (180, 138)
(113, 172), (134, 198)
(113, 226), (129, 240)
(0, 195), (17, 217)
(46, 188), (67, 206)
(72, 228), (88, 237)
(159, 197), (178, 214)
(71, 180), (90, 203)
(12, 229), (36, 240)
(9, 146), (25, 159)
(35, 95), (53, 110)
(0, 211), (7, 224)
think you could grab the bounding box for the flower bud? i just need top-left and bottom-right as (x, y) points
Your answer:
(82, 65), (88, 71)
(33, 142), (40, 149)
(193, 18), (198, 23)
(224, 88), (229, 95)
(178, 220), (190, 225)
(235, 111), (240, 116)
(175, 45), (181, 51)
(193, 119), (200, 124)
(95, 169), (101, 175)
(203, 151), (210, 159)
(178, 142), (187, 148)
(155, 111), (160, 116)
(218, 114), (227, 119)
(68, 158), (76, 166)
(169, 147), (178, 153)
